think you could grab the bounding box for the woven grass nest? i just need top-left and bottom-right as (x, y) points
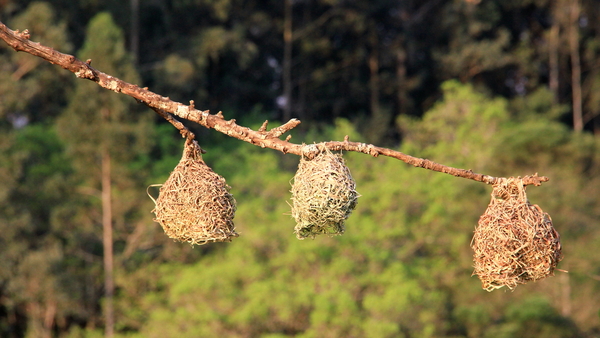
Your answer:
(471, 177), (563, 291)
(151, 140), (238, 245)
(290, 145), (359, 239)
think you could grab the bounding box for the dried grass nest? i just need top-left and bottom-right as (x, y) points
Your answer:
(290, 145), (360, 239)
(150, 140), (238, 245)
(471, 177), (563, 291)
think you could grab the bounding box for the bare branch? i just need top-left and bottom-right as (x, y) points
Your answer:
(0, 21), (549, 186)
(145, 105), (206, 154)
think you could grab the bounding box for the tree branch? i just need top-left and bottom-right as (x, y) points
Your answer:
(0, 21), (549, 186)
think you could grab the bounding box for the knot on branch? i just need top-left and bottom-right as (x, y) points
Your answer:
(300, 143), (336, 159)
(73, 59), (97, 80)
(16, 29), (30, 39)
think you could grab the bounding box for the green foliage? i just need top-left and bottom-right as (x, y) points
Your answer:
(509, 87), (569, 121)
(0, 11), (162, 337)
(195, 25), (258, 70)
(146, 122), (182, 182)
(12, 124), (74, 214)
(56, 11), (150, 181)
(3, 1), (600, 337)
(399, 80), (509, 171)
(483, 297), (580, 338)
(78, 11), (139, 84)
(434, 1), (512, 80)
(0, 1), (72, 124)
(92, 91), (588, 337)
(6, 0), (600, 132)
(0, 124), (81, 338)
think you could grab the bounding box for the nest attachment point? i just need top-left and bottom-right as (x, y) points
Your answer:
(290, 146), (359, 239)
(151, 140), (238, 245)
(471, 177), (563, 291)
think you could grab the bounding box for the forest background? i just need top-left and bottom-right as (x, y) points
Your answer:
(1, 0), (600, 337)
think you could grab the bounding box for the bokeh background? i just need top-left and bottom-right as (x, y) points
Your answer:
(1, 0), (599, 337)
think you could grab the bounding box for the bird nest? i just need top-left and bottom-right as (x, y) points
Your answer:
(150, 140), (238, 245)
(471, 177), (563, 291)
(290, 145), (359, 239)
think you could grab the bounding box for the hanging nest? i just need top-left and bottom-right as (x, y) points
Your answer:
(471, 177), (563, 291)
(290, 145), (359, 239)
(150, 140), (238, 245)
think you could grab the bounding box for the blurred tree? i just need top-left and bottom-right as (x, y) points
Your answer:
(0, 3), (75, 338)
(103, 99), (592, 337)
(3, 1), (600, 337)
(55, 12), (152, 338)
(433, 1), (515, 88)
(0, 124), (77, 338)
(484, 297), (580, 338)
(0, 1), (72, 126)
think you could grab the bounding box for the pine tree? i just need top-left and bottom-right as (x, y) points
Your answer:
(55, 12), (151, 337)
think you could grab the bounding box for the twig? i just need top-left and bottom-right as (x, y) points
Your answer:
(0, 21), (549, 186)
(146, 104), (208, 154)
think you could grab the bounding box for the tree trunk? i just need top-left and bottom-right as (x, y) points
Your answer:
(548, 22), (560, 103)
(369, 44), (381, 122)
(396, 42), (408, 116)
(282, 0), (293, 122)
(560, 264), (571, 317)
(569, 0), (583, 132)
(42, 300), (56, 338)
(367, 33), (387, 144)
(101, 139), (114, 338)
(130, 0), (139, 64)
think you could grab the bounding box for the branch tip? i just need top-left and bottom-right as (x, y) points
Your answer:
(259, 120), (269, 132)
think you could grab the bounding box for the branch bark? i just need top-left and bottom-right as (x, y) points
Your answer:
(0, 21), (549, 187)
